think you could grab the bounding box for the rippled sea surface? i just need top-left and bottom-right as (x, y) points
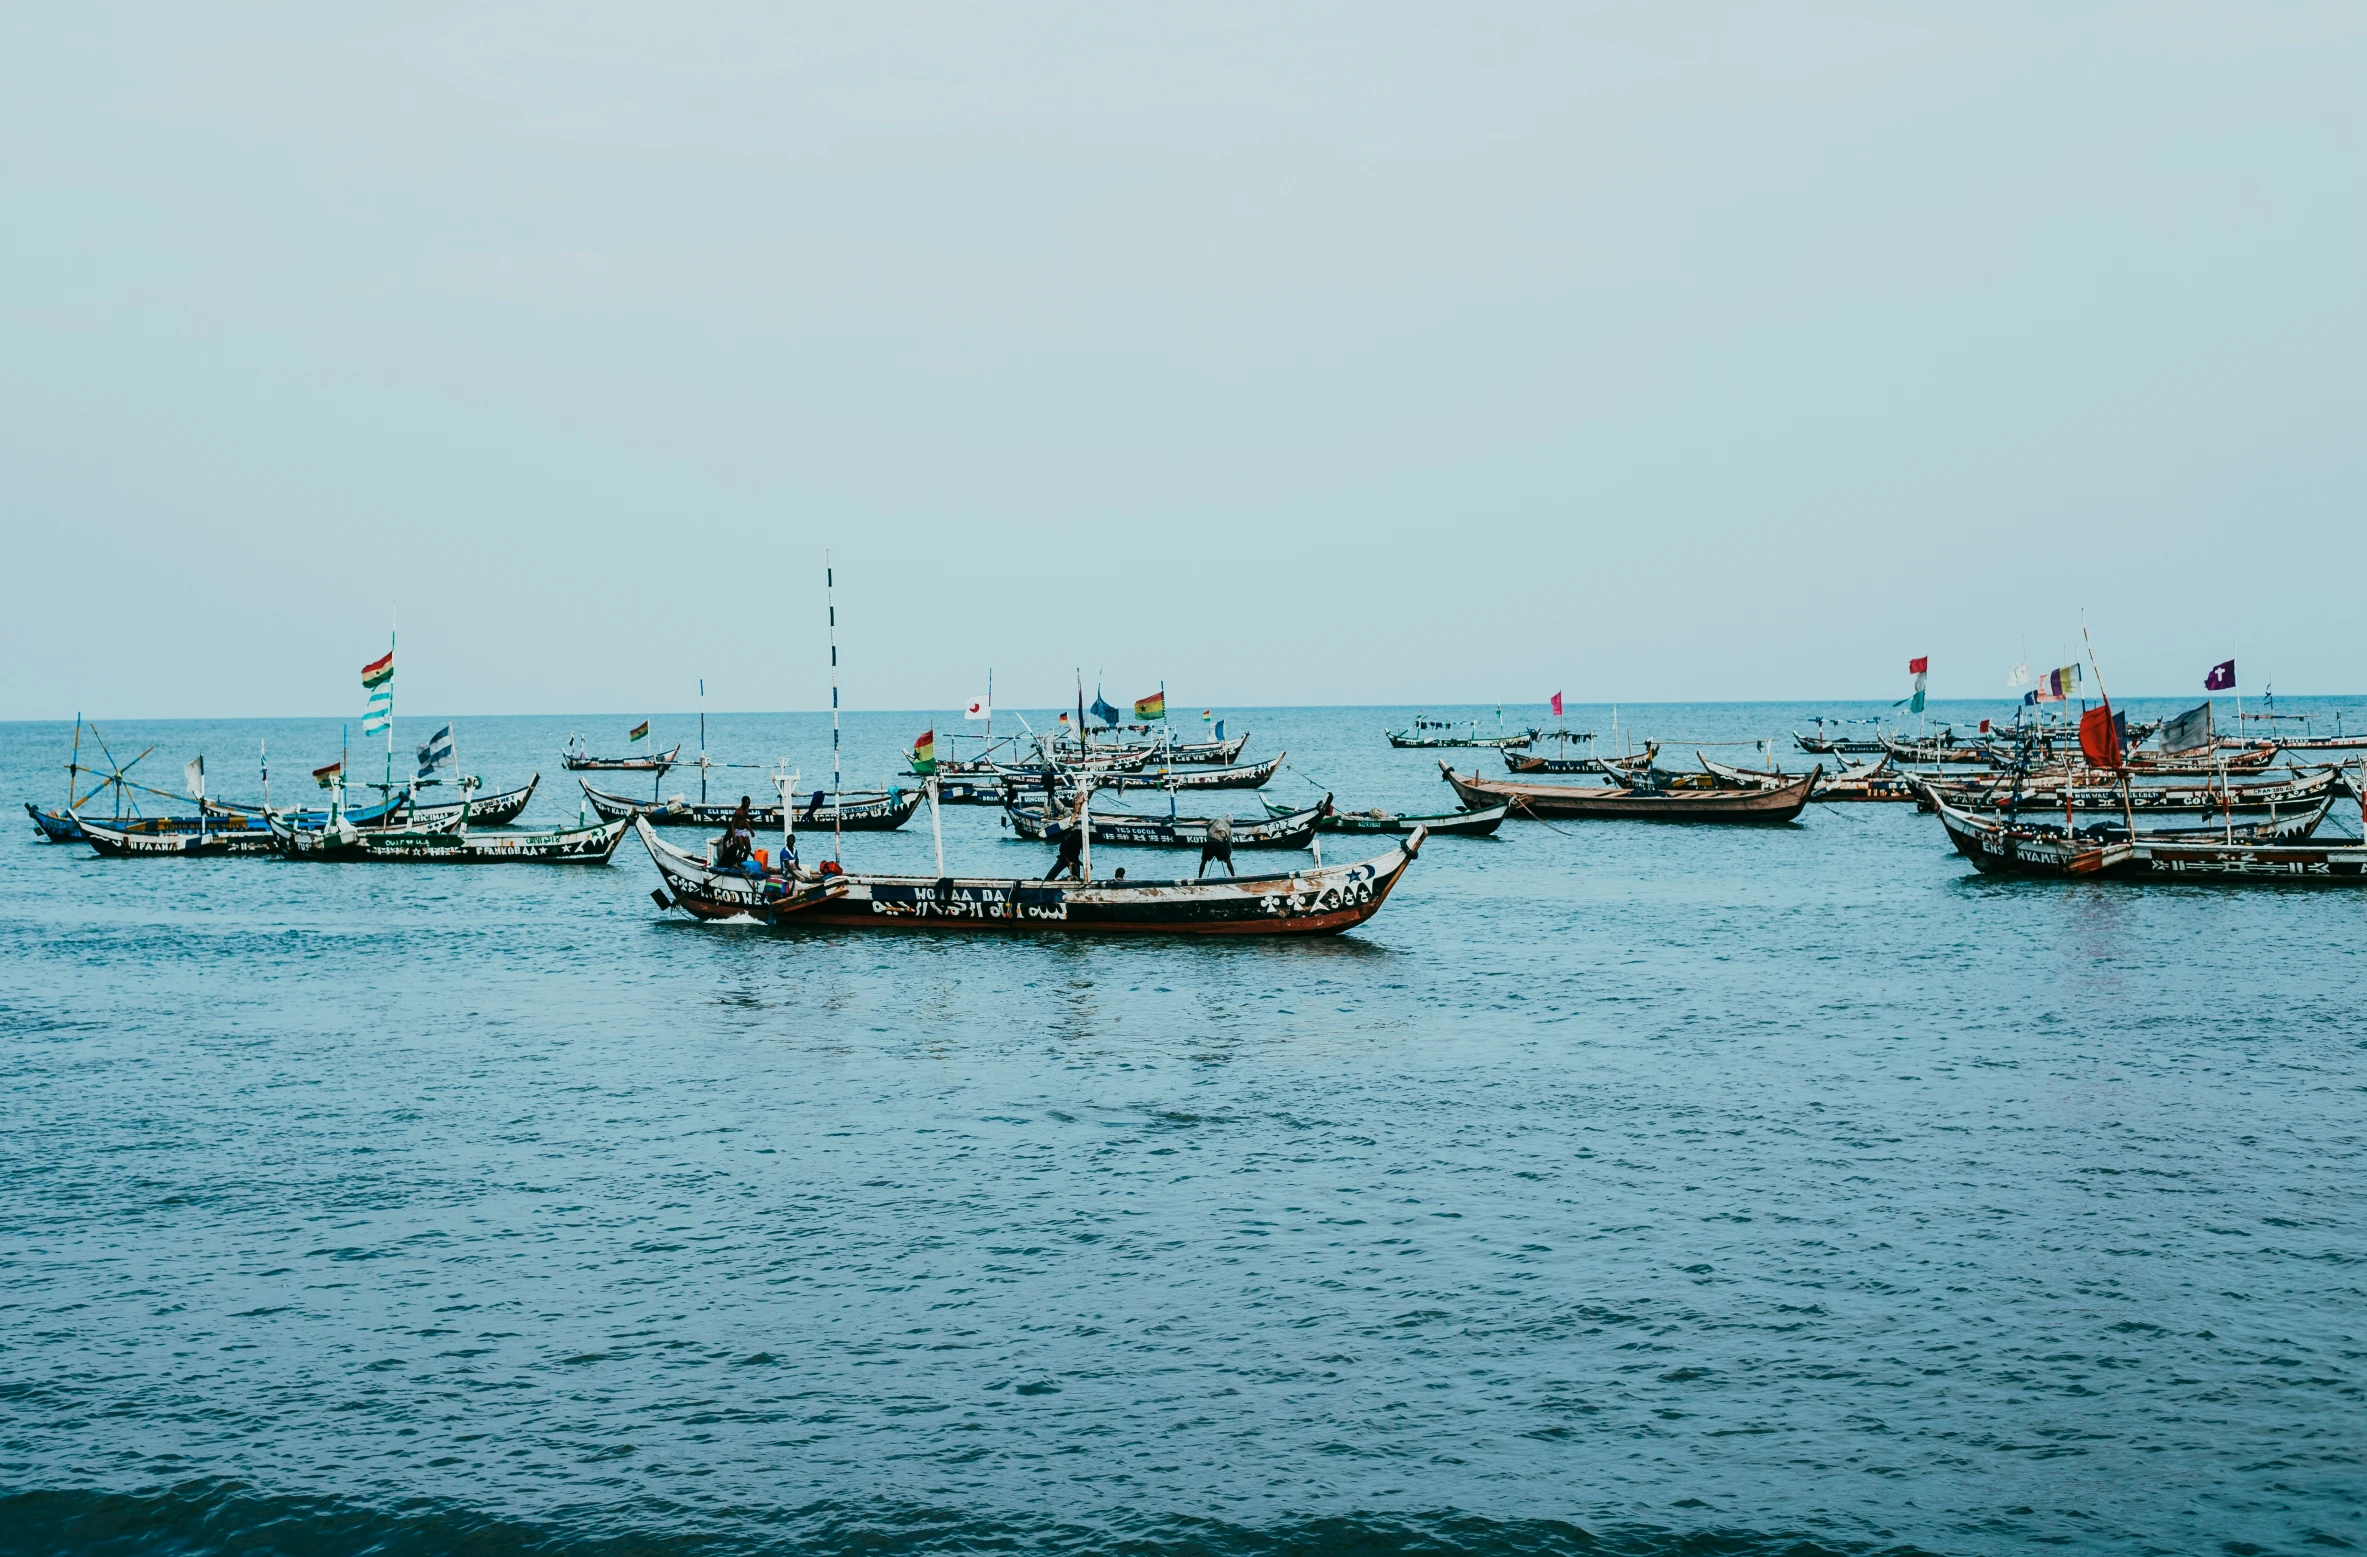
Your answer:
(4, 702), (2363, 1557)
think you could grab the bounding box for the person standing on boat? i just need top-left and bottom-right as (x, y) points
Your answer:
(717, 796), (755, 870)
(1198, 814), (1235, 878)
(1045, 812), (1085, 881)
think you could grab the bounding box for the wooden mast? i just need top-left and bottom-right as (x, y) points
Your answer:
(2080, 621), (2138, 843)
(827, 553), (842, 863)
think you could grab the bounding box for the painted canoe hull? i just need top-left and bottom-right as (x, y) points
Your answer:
(1442, 761), (1816, 824)
(212, 776), (541, 832)
(636, 818), (1424, 935)
(79, 818), (282, 857)
(270, 813), (630, 863)
(1314, 803), (1509, 837)
(1388, 731), (1535, 749)
(1933, 794), (2356, 879)
(561, 744), (682, 772)
(1697, 756), (1917, 803)
(1074, 752), (1285, 793)
(1054, 732), (1250, 766)
(27, 804), (89, 842)
(1005, 801), (1326, 849)
(579, 780), (920, 831)
(932, 776), (1019, 806)
(1921, 768), (2336, 817)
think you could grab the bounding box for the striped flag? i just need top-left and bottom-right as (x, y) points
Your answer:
(362, 685), (392, 736)
(911, 730), (937, 775)
(628, 720), (650, 742)
(361, 650), (393, 689)
(313, 759), (342, 788)
(415, 724), (454, 778)
(1133, 691), (1165, 720)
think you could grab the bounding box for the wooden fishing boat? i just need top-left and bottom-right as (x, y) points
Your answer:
(1274, 799), (1511, 837)
(1057, 730), (1250, 766)
(1505, 741), (1655, 776)
(931, 775), (1021, 806)
(1793, 726), (1887, 755)
(1878, 731), (1986, 764)
(1439, 761), (1817, 824)
(78, 814), (283, 858)
(1699, 754), (1915, 802)
(2278, 732), (2367, 752)
(1929, 791), (2354, 878)
(1695, 755), (1803, 791)
(1005, 798), (1328, 850)
(2124, 743), (2278, 775)
(1920, 766), (2337, 818)
(635, 817), (1426, 935)
(561, 739), (682, 772)
(1051, 751), (1286, 793)
(1385, 715), (1535, 749)
(579, 779), (920, 831)
(25, 804), (92, 843)
(209, 775), (542, 831)
(269, 810), (630, 863)
(969, 745), (1157, 777)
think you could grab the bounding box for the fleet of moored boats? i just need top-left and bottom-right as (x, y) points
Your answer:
(29, 690), (2367, 936)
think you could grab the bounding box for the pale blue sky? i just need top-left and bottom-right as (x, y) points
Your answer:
(3, 4), (2361, 720)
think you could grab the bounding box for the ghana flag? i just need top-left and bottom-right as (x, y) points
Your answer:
(313, 760), (343, 788)
(360, 649), (393, 689)
(628, 720), (650, 742)
(1133, 690), (1166, 720)
(911, 730), (937, 775)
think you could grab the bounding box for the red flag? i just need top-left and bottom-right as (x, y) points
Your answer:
(1907, 656), (1929, 675)
(1550, 691), (1563, 717)
(2080, 705), (2124, 770)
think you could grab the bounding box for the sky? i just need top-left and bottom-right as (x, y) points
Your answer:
(3, 3), (2362, 720)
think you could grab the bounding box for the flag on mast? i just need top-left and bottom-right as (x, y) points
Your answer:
(415, 725), (454, 779)
(628, 720), (650, 743)
(2079, 706), (2129, 770)
(2025, 663), (2082, 704)
(184, 755), (205, 799)
(313, 760), (343, 788)
(965, 695), (992, 721)
(2204, 659), (2236, 691)
(1551, 691), (1564, 718)
(1090, 688), (1120, 726)
(1133, 690), (1166, 720)
(362, 687), (392, 736)
(1902, 656), (1928, 715)
(360, 650), (393, 689)
(911, 730), (937, 775)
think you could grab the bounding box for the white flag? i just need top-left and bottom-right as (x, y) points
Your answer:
(184, 755), (205, 799)
(2006, 662), (2030, 689)
(964, 696), (992, 720)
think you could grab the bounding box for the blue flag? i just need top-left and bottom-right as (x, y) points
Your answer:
(1089, 689), (1121, 726)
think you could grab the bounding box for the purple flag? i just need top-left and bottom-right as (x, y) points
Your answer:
(2204, 659), (2235, 691)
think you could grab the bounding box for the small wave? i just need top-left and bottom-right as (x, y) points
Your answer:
(0, 1482), (1935, 1557)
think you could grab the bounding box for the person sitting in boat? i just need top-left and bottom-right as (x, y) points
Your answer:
(716, 797), (756, 870)
(1044, 815), (1085, 881)
(1198, 814), (1234, 878)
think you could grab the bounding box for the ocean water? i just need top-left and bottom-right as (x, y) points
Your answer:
(3, 701), (2363, 1557)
